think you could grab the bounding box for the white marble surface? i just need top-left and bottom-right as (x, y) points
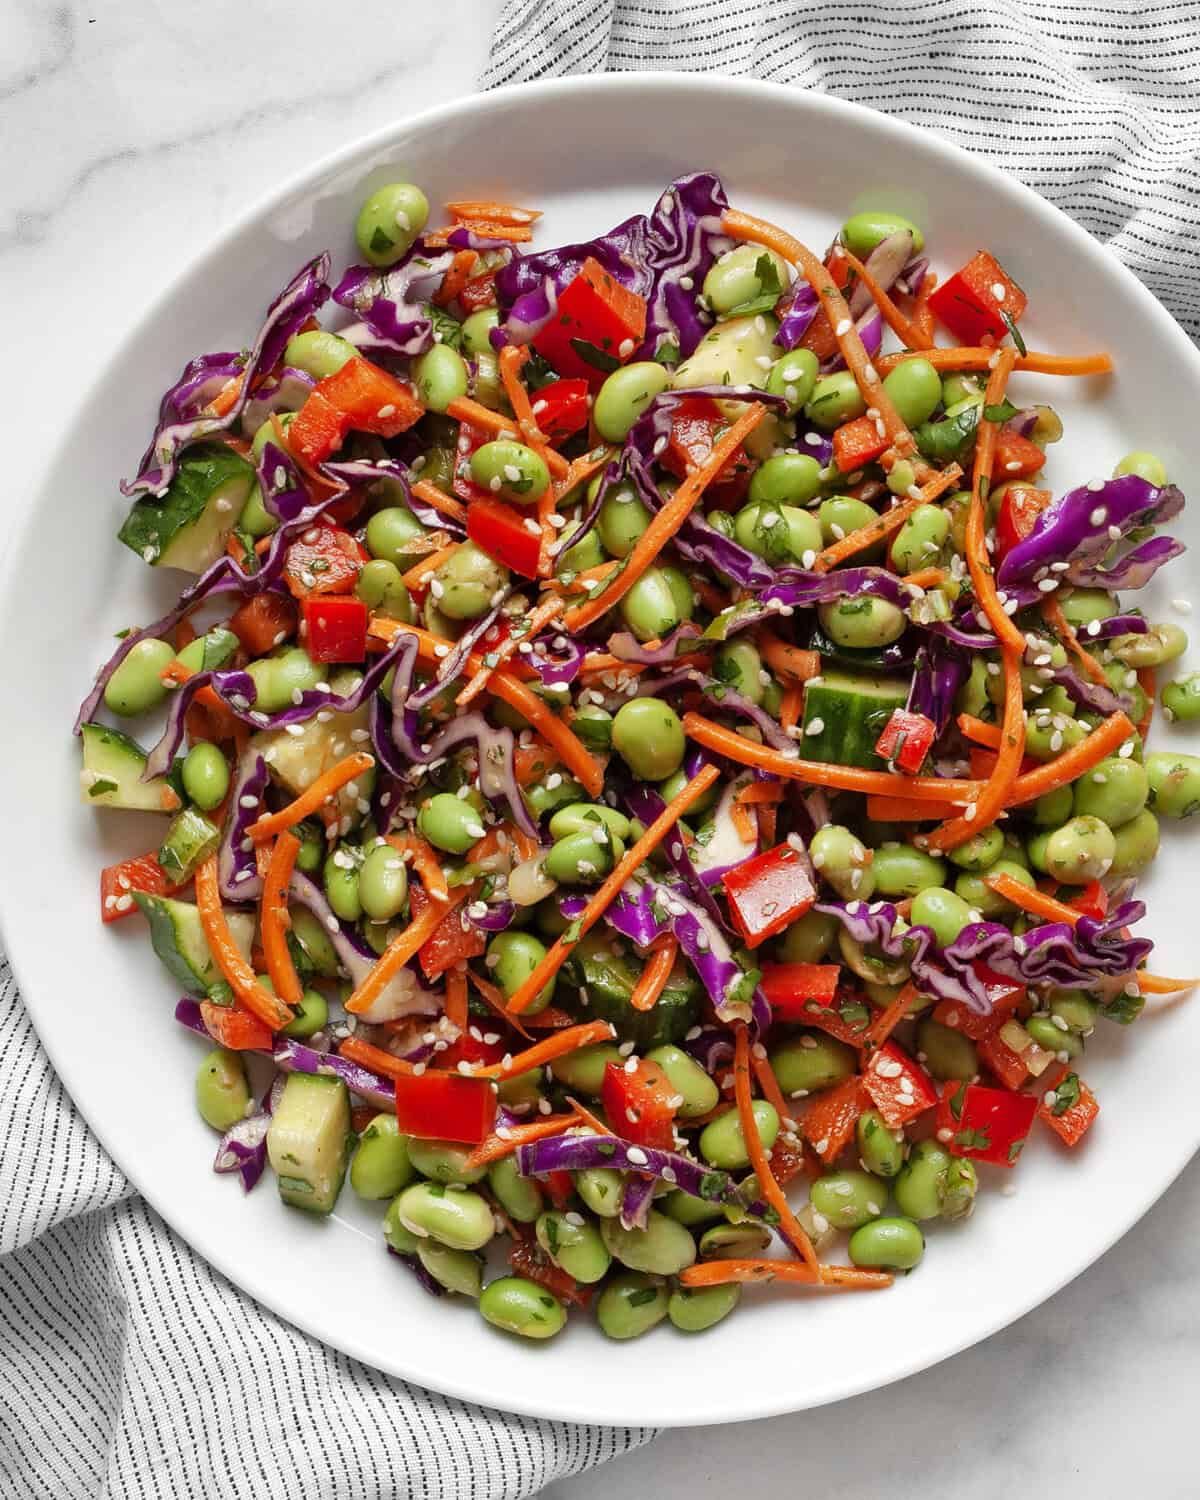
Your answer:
(4, 5), (1198, 1495)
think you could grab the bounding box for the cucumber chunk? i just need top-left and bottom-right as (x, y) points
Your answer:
(267, 1073), (351, 1215)
(80, 723), (180, 812)
(135, 894), (254, 996)
(118, 444), (255, 574)
(158, 808), (221, 882)
(800, 670), (910, 770)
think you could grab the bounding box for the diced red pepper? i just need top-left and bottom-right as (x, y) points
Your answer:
(543, 1170), (577, 1210)
(931, 966), (1025, 1040)
(441, 1027), (508, 1072)
(393, 1071), (497, 1144)
(601, 1059), (678, 1151)
(977, 1029), (1030, 1091)
(284, 524), (367, 598)
(100, 853), (175, 923)
(1036, 1066), (1099, 1147)
(199, 1001), (274, 1052)
(832, 415), (889, 474)
(993, 430), (1046, 482)
(967, 745), (1043, 781)
(995, 484), (1051, 561)
(936, 1079), (1037, 1167)
(862, 1042), (938, 1127)
(721, 842), (817, 949)
(659, 396), (753, 501)
(531, 255), (648, 389)
(509, 1238), (592, 1307)
(228, 592), (298, 656)
(928, 250), (1027, 345)
(797, 246), (852, 361)
(528, 378), (590, 444)
(302, 594), (368, 663)
(801, 1076), (865, 1164)
(458, 271), (499, 313)
(289, 391), (350, 467)
(453, 421), (494, 505)
(316, 357), (423, 439)
(410, 883), (486, 980)
(874, 709), (937, 775)
(467, 495), (543, 579)
(1066, 880), (1108, 921)
(762, 1132), (813, 1187)
(759, 963), (842, 1023)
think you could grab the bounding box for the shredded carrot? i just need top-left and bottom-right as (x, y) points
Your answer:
(680, 1260), (892, 1291)
(556, 560), (622, 596)
(864, 794), (961, 822)
(839, 248), (933, 350)
(206, 372), (246, 418)
(927, 645), (1025, 851)
(910, 271), (937, 344)
(385, 832), (449, 903)
(730, 796), (757, 845)
(467, 969), (534, 1041)
(758, 631), (821, 682)
(445, 396), (521, 440)
(738, 782), (786, 805)
(1138, 973), (1200, 995)
(344, 888), (466, 1016)
(504, 763), (721, 1014)
(901, 567), (949, 589)
(444, 966), (469, 1035)
(467, 1020), (616, 1078)
(488, 671), (605, 797)
(338, 1035), (415, 1081)
(868, 981), (921, 1047)
(194, 856), (292, 1029)
(962, 350), (1027, 654)
(463, 1114), (577, 1170)
(876, 348), (1114, 379)
(956, 713), (1002, 748)
(409, 478), (469, 526)
(563, 404), (766, 631)
(401, 544), (459, 591)
(630, 936), (679, 1013)
(734, 1025), (820, 1272)
(984, 872), (1081, 926)
(1039, 596), (1110, 690)
(260, 832), (304, 1009)
(1006, 710), (1135, 807)
(248, 752), (375, 844)
(811, 463), (962, 573)
(433, 249), (479, 308)
(456, 595), (564, 707)
(429, 220), (533, 245)
(446, 200), (542, 227)
(1137, 667), (1156, 739)
(750, 1050), (793, 1125)
(499, 345), (551, 450)
(780, 683), (804, 734)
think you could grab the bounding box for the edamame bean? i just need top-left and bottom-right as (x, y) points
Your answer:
(1043, 816), (1116, 883)
(549, 1042), (622, 1096)
(324, 845), (363, 921)
(772, 1029), (855, 1102)
(766, 349), (819, 412)
(597, 482), (652, 558)
(1108, 808), (1160, 874)
(1146, 751), (1200, 818)
(886, 459), (918, 498)
(894, 1140), (951, 1221)
(556, 518), (606, 575)
(849, 1216), (925, 1270)
(1026, 1014), (1085, 1059)
(620, 565), (690, 642)
(1162, 672), (1200, 722)
(870, 844), (947, 899)
(545, 826), (619, 884)
(365, 506), (426, 565)
(461, 308), (500, 356)
(432, 541), (509, 620)
(281, 987), (328, 1039)
(487, 1156), (544, 1223)
(596, 1272), (669, 1340)
(180, 742), (230, 811)
(646, 1044), (720, 1118)
(1050, 990), (1099, 1033)
(575, 1168), (625, 1219)
(818, 595), (907, 649)
(941, 1157), (978, 1220)
(469, 440), (550, 505)
(909, 886), (973, 948)
(890, 504), (950, 574)
(612, 699), (686, 780)
(571, 704), (614, 751)
(418, 791), (485, 854)
(748, 453), (824, 507)
(698, 1101), (779, 1170)
(176, 627), (240, 675)
(882, 357), (941, 428)
(350, 1114), (414, 1199)
(480, 1276), (567, 1339)
(1060, 589), (1117, 630)
(841, 210), (925, 259)
(195, 1048), (249, 1132)
(947, 825), (1005, 871)
(1113, 450), (1168, 487)
(838, 927), (912, 986)
(549, 804), (631, 842)
(916, 1019), (978, 1082)
(856, 1109), (905, 1178)
(953, 858), (1034, 917)
(698, 1217), (772, 1257)
(1109, 623), (1187, 668)
(819, 495), (881, 548)
(662, 1190), (724, 1228)
(406, 1139), (487, 1185)
(601, 1210), (697, 1275)
(703, 244), (790, 314)
(356, 559), (413, 622)
(809, 825), (875, 901)
(713, 640), (766, 705)
(355, 182), (429, 267)
(284, 329), (357, 380)
(383, 1196), (419, 1254)
(471, 349), (505, 410)
(289, 907), (340, 977)
(810, 1170), (886, 1230)
(356, 842), (409, 921)
(412, 344), (469, 413)
(416, 1241), (483, 1298)
(594, 362), (670, 442)
(488, 930), (555, 1015)
(537, 1210), (612, 1284)
(1023, 709), (1086, 761)
(1029, 784), (1075, 827)
(805, 370), (868, 430)
(396, 1182), (494, 1250)
(104, 638), (175, 717)
(776, 910), (840, 963)
(734, 499), (822, 566)
(246, 647), (324, 714)
(668, 1282), (741, 1333)
(1072, 757), (1148, 828)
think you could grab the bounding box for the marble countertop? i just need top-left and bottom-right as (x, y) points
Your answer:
(5, 5), (1197, 1494)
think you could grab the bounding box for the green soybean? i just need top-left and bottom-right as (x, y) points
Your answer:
(416, 1241), (483, 1299)
(395, 1182), (494, 1251)
(545, 827), (618, 885)
(818, 595), (907, 649)
(105, 638), (176, 717)
(1113, 450), (1168, 487)
(1072, 757), (1148, 829)
(597, 483), (653, 558)
(1060, 589), (1118, 630)
(766, 350), (819, 412)
(916, 1018), (978, 1082)
(383, 1196), (419, 1255)
(195, 1048), (249, 1132)
(572, 704), (615, 751)
(909, 887), (973, 948)
(1163, 672), (1200, 722)
(577, 1168), (626, 1219)
(1026, 1014), (1085, 1059)
(703, 243), (790, 314)
(838, 927), (912, 986)
(748, 453), (824, 507)
(870, 845), (947, 899)
(882, 358), (941, 428)
(1050, 990), (1099, 1033)
(356, 559), (413, 623)
(1043, 816), (1116, 883)
(953, 858), (1034, 917)
(245, 648), (324, 715)
(355, 182), (429, 267)
(893, 1140), (951, 1221)
(1029, 784), (1075, 827)
(365, 506), (427, 565)
(612, 699), (686, 781)
(480, 1276), (567, 1339)
(488, 930), (555, 1015)
(890, 504), (950, 574)
(810, 1170), (886, 1230)
(947, 825), (1005, 871)
(809, 825), (876, 901)
(1109, 623), (1187, 668)
(323, 845), (363, 922)
(646, 1044), (720, 1118)
(594, 362), (670, 442)
(281, 988), (328, 1039)
(537, 1210), (612, 1284)
(620, 565), (692, 642)
(487, 1156), (544, 1224)
(1108, 808), (1160, 875)
(405, 1139), (487, 1185)
(461, 308), (500, 356)
(841, 210), (925, 259)
(180, 742), (230, 811)
(819, 495), (881, 548)
(941, 1157), (978, 1220)
(699, 1101), (779, 1170)
(699, 1220), (772, 1258)
(770, 1033), (858, 1098)
(549, 1042), (622, 1097)
(556, 517), (606, 574)
(663, 1190), (725, 1228)
(175, 627), (240, 675)
(735, 499), (822, 567)
(432, 541), (508, 620)
(469, 439), (550, 505)
(418, 791), (485, 854)
(856, 1109), (905, 1178)
(601, 1210), (697, 1275)
(1146, 751), (1200, 818)
(596, 1272), (669, 1340)
(284, 329), (357, 379)
(350, 1115), (414, 1199)
(848, 1216), (925, 1271)
(357, 843), (409, 920)
(805, 371), (868, 430)
(668, 1282), (741, 1333)
(776, 909), (840, 963)
(549, 804), (631, 842)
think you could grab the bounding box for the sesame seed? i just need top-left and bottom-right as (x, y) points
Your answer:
(834, 318), (852, 337)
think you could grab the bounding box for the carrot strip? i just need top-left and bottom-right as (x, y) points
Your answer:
(433, 249), (479, 308)
(734, 1025), (820, 1273)
(1006, 710), (1135, 806)
(812, 463), (962, 573)
(430, 221), (533, 245)
(446, 200), (542, 227)
(927, 645), (1025, 851)
(504, 763), (721, 1014)
(467, 969), (534, 1041)
(910, 272), (937, 344)
(680, 1260), (892, 1291)
(750, 1051), (793, 1126)
(467, 1020), (617, 1078)
(1039, 596), (1110, 690)
(868, 981), (921, 1047)
(463, 1114), (577, 1171)
(499, 345), (551, 451)
(780, 683), (804, 734)
(865, 794), (962, 822)
(206, 373), (246, 418)
(984, 872), (1080, 926)
(1137, 667), (1156, 739)
(563, 404), (766, 631)
(730, 796), (757, 845)
(248, 752), (375, 844)
(385, 832), (449, 903)
(344, 888), (466, 1015)
(738, 782), (787, 805)
(456, 595), (564, 707)
(963, 350), (1027, 656)
(488, 671), (605, 798)
(757, 631), (821, 682)
(194, 856), (292, 1029)
(445, 397), (521, 439)
(839, 248), (933, 350)
(630, 937), (678, 1013)
(338, 1035), (415, 1081)
(444, 966), (469, 1035)
(876, 348), (1114, 378)
(957, 713), (1002, 748)
(401, 544), (459, 591)
(409, 478), (469, 526)
(901, 567), (948, 589)
(260, 832), (304, 1008)
(1138, 973), (1200, 995)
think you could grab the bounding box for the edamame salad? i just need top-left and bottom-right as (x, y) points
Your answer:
(80, 173), (1198, 1342)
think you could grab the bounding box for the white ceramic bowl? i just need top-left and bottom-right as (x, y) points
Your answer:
(3, 74), (1198, 1427)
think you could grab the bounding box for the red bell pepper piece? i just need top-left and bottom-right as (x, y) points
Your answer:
(302, 594), (368, 663)
(659, 396), (753, 499)
(100, 853), (176, 923)
(453, 421), (494, 505)
(874, 709), (936, 775)
(441, 1026), (508, 1072)
(797, 246), (852, 361)
(393, 1071), (497, 1144)
(200, 1001), (274, 1052)
(531, 255), (648, 389)
(601, 1059), (678, 1151)
(458, 270), (499, 313)
(927, 250), (1027, 345)
(721, 842), (817, 949)
(832, 414), (889, 474)
(529, 378), (590, 443)
(995, 484), (1051, 560)
(1066, 880), (1108, 921)
(977, 1029), (1030, 1091)
(931, 966), (1025, 1040)
(543, 1170), (577, 1210)
(289, 391), (350, 467)
(759, 963), (842, 1023)
(801, 1076), (865, 1164)
(228, 593), (298, 656)
(316, 357), (423, 439)
(993, 430), (1045, 482)
(467, 495), (543, 579)
(284, 524), (366, 598)
(410, 883), (486, 980)
(862, 1041), (938, 1127)
(508, 1238), (592, 1307)
(1037, 1067), (1099, 1147)
(936, 1080), (1037, 1167)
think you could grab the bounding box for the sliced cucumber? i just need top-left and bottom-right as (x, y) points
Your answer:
(80, 723), (180, 812)
(251, 694), (375, 833)
(118, 444), (256, 574)
(266, 1073), (351, 1215)
(563, 931), (699, 1048)
(135, 894), (255, 996)
(289, 906), (343, 978)
(672, 314), (779, 391)
(158, 807), (221, 882)
(800, 670), (910, 770)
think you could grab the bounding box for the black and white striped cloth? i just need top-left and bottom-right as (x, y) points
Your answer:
(8, 5), (1200, 1494)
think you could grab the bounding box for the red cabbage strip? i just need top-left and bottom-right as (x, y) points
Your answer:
(682, 1025), (737, 1076)
(694, 677), (798, 752)
(321, 455), (466, 538)
(619, 1173), (657, 1231)
(774, 281), (819, 351)
(1049, 665), (1127, 717)
(218, 754), (268, 902)
(240, 367), (315, 432)
(1069, 534), (1185, 591)
(406, 591), (511, 714)
(123, 255), (331, 496)
(907, 640), (967, 736)
(256, 441), (311, 523)
(212, 1074), (281, 1192)
(332, 239), (458, 356)
(846, 231), (914, 319)
(516, 1132), (749, 1210)
(606, 625), (704, 665)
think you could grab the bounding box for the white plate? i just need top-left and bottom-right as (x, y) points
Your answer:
(3, 74), (1199, 1428)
